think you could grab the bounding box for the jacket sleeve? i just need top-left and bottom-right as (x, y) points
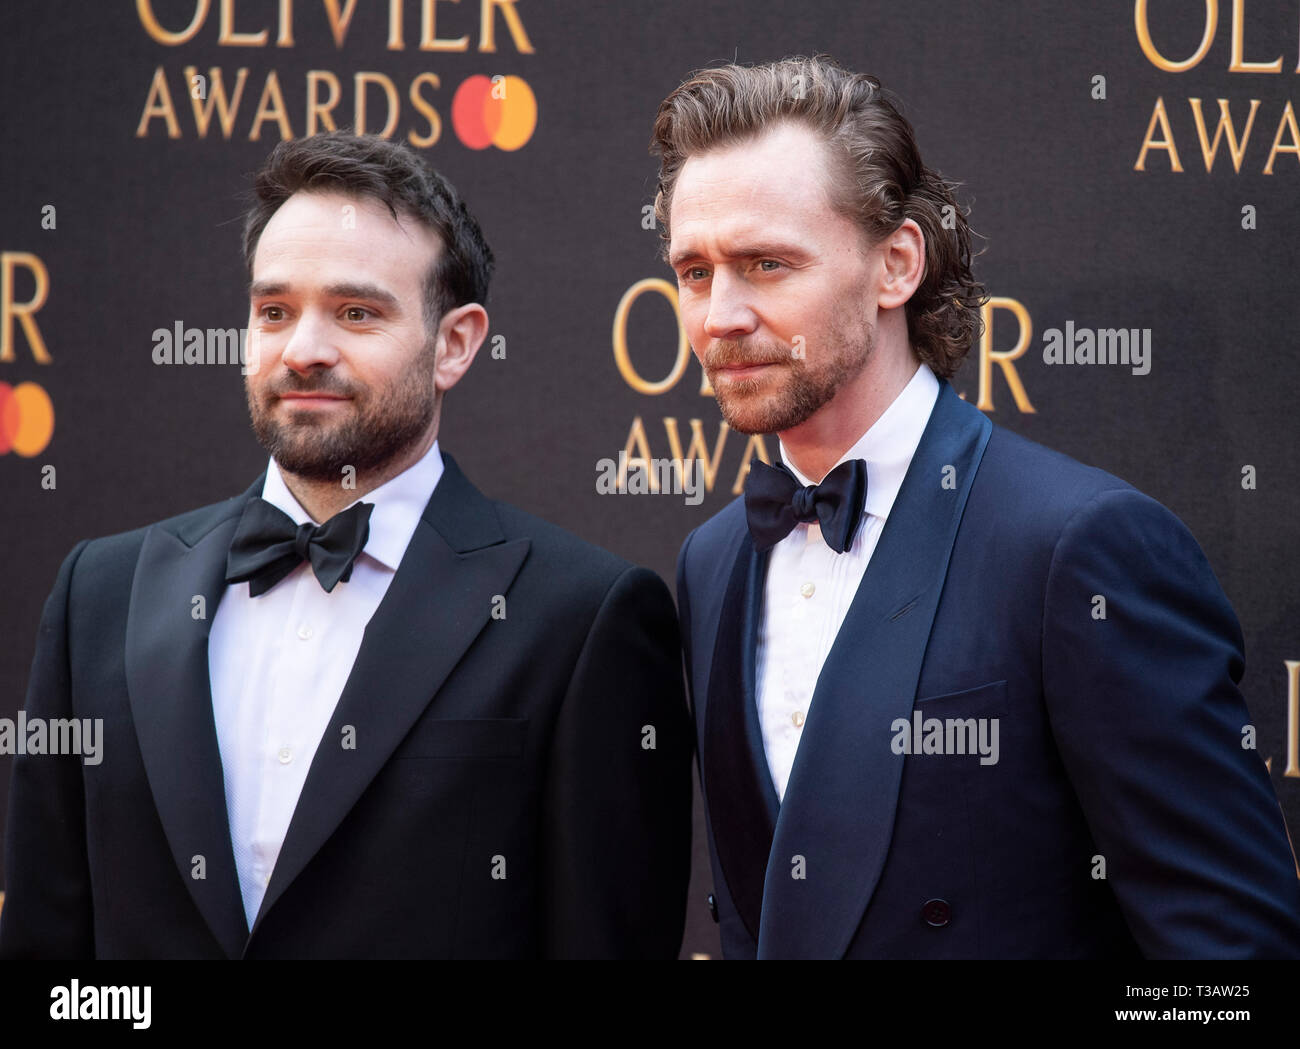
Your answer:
(1, 540), (95, 959)
(539, 564), (694, 958)
(1041, 487), (1300, 958)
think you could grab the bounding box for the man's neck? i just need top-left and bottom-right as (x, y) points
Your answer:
(280, 429), (438, 523)
(780, 350), (922, 483)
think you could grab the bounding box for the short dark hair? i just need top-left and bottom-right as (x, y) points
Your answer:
(242, 131), (494, 333)
(651, 56), (986, 379)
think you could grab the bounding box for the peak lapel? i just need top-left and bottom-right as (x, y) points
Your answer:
(124, 479), (263, 960)
(757, 381), (992, 959)
(702, 531), (780, 943)
(249, 455), (529, 938)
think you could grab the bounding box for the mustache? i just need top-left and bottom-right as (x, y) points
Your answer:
(701, 341), (793, 370)
(266, 374), (358, 398)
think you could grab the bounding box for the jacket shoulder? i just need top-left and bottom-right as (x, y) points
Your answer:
(975, 422), (1139, 529)
(64, 490), (250, 571)
(487, 500), (643, 589)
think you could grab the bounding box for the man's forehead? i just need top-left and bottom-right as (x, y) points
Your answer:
(254, 190), (441, 276)
(260, 190), (438, 250)
(669, 123), (840, 249)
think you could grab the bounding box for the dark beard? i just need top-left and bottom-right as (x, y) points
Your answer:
(247, 355), (438, 483)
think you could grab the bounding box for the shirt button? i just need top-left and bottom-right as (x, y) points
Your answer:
(800, 581), (816, 598)
(297, 623), (313, 640)
(278, 746), (292, 764)
(792, 711), (805, 728)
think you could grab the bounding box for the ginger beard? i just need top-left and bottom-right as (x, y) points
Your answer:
(246, 338), (440, 483)
(701, 301), (877, 436)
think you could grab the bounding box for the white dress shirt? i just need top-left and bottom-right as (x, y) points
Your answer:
(755, 363), (940, 800)
(208, 439), (444, 928)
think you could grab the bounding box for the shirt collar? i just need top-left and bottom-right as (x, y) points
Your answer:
(778, 362), (940, 522)
(261, 439), (445, 572)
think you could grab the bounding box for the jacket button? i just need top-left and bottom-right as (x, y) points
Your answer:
(707, 893), (719, 923)
(922, 898), (951, 927)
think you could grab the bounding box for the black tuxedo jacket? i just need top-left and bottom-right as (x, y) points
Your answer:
(1, 454), (693, 958)
(678, 379), (1300, 958)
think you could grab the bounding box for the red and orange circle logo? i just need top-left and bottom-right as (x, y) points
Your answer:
(451, 75), (537, 151)
(0, 381), (54, 456)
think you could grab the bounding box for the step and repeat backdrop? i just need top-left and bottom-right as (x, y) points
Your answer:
(2, 0), (1298, 958)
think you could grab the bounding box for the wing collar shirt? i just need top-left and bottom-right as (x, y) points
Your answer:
(756, 363), (940, 800)
(209, 439), (445, 929)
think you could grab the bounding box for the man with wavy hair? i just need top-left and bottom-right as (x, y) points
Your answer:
(659, 56), (1300, 958)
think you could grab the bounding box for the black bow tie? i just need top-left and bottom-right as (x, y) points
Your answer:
(744, 458), (868, 554)
(226, 498), (374, 597)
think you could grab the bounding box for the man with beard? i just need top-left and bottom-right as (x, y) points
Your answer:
(0, 132), (692, 959)
(658, 57), (1300, 958)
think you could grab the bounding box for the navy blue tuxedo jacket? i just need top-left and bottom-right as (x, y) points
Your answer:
(1, 454), (693, 958)
(677, 378), (1300, 959)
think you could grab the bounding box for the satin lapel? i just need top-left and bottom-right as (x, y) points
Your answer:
(124, 480), (263, 960)
(249, 455), (529, 938)
(757, 382), (992, 959)
(702, 530), (780, 943)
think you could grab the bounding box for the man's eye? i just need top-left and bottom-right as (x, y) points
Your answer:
(684, 267), (710, 282)
(757, 260), (782, 272)
(344, 307), (370, 322)
(260, 306), (284, 322)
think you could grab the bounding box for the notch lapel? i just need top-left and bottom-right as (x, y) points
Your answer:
(124, 481), (262, 960)
(248, 454), (529, 939)
(757, 381), (992, 958)
(702, 531), (780, 943)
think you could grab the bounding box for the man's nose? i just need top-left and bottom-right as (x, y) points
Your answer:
(703, 269), (758, 340)
(279, 312), (340, 373)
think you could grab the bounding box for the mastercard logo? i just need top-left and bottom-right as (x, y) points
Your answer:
(0, 381), (54, 457)
(451, 75), (537, 151)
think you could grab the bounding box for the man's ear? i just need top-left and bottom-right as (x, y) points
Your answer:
(876, 218), (926, 310)
(432, 303), (490, 392)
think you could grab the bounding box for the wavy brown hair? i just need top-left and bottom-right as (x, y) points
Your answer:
(651, 56), (986, 379)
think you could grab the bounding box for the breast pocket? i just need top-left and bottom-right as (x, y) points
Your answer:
(396, 717), (529, 760)
(907, 680), (1007, 767)
(915, 679), (1007, 710)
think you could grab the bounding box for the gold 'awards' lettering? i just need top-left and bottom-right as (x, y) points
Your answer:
(1136, 96), (1300, 174)
(134, 1), (532, 144)
(1134, 0), (1290, 75)
(612, 279), (702, 396)
(1133, 1), (1299, 174)
(977, 297), (1035, 414)
(135, 0), (533, 53)
(1, 252), (51, 364)
(136, 65), (445, 145)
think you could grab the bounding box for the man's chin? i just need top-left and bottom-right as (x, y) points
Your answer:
(716, 395), (810, 437)
(265, 444), (358, 481)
